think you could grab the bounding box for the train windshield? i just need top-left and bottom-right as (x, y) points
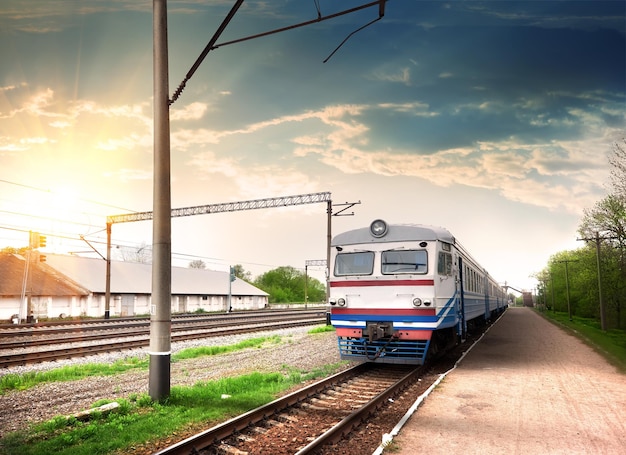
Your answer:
(334, 252), (375, 276)
(382, 250), (428, 274)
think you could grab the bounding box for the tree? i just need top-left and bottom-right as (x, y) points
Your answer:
(1, 246), (28, 255)
(608, 138), (626, 198)
(118, 242), (152, 263)
(539, 140), (626, 329)
(232, 264), (252, 282)
(579, 194), (626, 248)
(577, 141), (626, 329)
(188, 260), (206, 269)
(254, 266), (325, 304)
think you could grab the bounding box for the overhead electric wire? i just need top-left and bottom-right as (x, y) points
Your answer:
(170, 0), (388, 104)
(0, 178), (138, 213)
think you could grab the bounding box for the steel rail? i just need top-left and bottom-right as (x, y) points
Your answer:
(0, 317), (325, 368)
(0, 314), (323, 349)
(0, 307), (325, 331)
(0, 310), (326, 342)
(152, 363), (371, 455)
(295, 364), (423, 453)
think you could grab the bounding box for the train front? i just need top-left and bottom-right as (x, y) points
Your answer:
(328, 219), (455, 365)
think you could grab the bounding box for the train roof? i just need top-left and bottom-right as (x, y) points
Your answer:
(332, 222), (455, 246)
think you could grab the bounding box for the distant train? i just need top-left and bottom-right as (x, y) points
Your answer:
(328, 219), (507, 364)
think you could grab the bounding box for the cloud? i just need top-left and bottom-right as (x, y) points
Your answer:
(103, 168), (152, 182)
(370, 67), (412, 85)
(163, 92), (618, 215)
(376, 102), (438, 117)
(186, 150), (319, 200)
(171, 102), (208, 121)
(282, 103), (615, 214)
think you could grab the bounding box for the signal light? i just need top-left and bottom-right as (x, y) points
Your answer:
(28, 231), (47, 249)
(39, 254), (47, 263)
(229, 266), (236, 282)
(29, 231), (40, 248)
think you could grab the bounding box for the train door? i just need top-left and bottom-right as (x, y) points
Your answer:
(457, 256), (467, 341)
(436, 243), (457, 326)
(484, 272), (490, 320)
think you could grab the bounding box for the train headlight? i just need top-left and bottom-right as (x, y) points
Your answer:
(370, 219), (388, 238)
(424, 300), (432, 306)
(412, 298), (422, 307)
(337, 298), (346, 307)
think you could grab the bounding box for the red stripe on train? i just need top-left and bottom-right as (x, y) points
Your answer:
(330, 279), (434, 287)
(335, 328), (433, 340)
(331, 308), (436, 316)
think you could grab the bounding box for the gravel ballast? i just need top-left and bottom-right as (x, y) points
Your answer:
(0, 326), (344, 437)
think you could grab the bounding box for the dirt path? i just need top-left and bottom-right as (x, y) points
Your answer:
(392, 307), (626, 454)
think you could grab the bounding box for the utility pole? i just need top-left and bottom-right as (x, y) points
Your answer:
(558, 259), (578, 321)
(151, 0), (172, 401)
(305, 259), (327, 307)
(546, 274), (556, 313)
(577, 231), (618, 331)
(148, 0), (385, 402)
(326, 201), (361, 300)
(105, 222), (112, 319)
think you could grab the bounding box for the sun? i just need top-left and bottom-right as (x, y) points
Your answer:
(49, 187), (79, 215)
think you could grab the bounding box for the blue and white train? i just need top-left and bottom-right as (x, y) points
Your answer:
(328, 219), (507, 364)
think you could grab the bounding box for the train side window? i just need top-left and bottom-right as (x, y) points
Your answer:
(437, 252), (453, 276)
(334, 252), (375, 276)
(382, 250), (428, 274)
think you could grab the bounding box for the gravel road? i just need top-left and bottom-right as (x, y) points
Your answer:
(392, 307), (626, 454)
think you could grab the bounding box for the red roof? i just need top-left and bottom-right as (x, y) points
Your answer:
(0, 253), (89, 297)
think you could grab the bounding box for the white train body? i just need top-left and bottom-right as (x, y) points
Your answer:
(328, 220), (506, 364)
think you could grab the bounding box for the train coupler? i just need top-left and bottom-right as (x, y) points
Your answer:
(366, 322), (394, 342)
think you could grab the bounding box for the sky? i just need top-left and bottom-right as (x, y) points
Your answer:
(0, 0), (624, 292)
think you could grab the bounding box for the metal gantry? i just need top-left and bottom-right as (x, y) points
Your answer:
(105, 192), (332, 316)
(106, 192), (332, 224)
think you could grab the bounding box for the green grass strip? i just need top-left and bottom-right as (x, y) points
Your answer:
(538, 310), (626, 373)
(0, 364), (345, 455)
(0, 334), (284, 394)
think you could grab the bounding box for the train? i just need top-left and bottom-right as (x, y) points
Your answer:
(328, 219), (507, 365)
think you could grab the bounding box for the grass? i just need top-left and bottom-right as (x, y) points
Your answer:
(307, 324), (335, 334)
(0, 335), (282, 394)
(0, 326), (342, 455)
(0, 372), (324, 455)
(537, 310), (626, 373)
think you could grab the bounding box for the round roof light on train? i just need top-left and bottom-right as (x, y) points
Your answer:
(370, 219), (388, 237)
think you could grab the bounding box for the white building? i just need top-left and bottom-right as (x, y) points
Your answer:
(0, 253), (268, 321)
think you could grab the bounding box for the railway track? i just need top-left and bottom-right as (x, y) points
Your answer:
(0, 308), (326, 338)
(0, 310), (326, 347)
(150, 318), (493, 455)
(0, 310), (327, 368)
(153, 362), (424, 455)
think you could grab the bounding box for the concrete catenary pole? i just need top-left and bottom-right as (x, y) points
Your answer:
(105, 222), (111, 319)
(150, 0), (172, 401)
(594, 231), (607, 331)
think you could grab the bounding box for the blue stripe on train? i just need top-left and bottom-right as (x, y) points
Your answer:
(337, 337), (431, 365)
